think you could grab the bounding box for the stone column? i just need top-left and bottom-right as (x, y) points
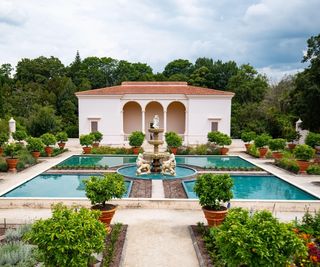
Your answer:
(120, 109), (124, 142)
(163, 109), (167, 141)
(184, 110), (188, 145)
(142, 109), (145, 134)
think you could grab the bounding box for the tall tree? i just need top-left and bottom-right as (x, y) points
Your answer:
(290, 34), (320, 131)
(163, 59), (193, 79)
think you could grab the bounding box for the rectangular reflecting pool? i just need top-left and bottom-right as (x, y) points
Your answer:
(56, 155), (255, 169)
(175, 156), (255, 168)
(182, 175), (318, 200)
(1, 174), (132, 198)
(57, 155), (137, 168)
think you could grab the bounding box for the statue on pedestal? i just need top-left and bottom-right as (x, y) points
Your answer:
(161, 153), (176, 176)
(153, 115), (160, 129)
(136, 153), (151, 175)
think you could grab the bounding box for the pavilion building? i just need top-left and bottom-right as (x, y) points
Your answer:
(75, 81), (234, 145)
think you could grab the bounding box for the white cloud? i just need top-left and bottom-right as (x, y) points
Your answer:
(0, 0), (319, 80)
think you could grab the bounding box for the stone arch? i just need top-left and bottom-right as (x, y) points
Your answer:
(145, 101), (164, 140)
(123, 101), (142, 134)
(167, 101), (186, 134)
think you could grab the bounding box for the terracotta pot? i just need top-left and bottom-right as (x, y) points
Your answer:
(132, 147), (140, 154)
(272, 151), (283, 160)
(170, 147), (178, 155)
(6, 158), (19, 172)
(0, 147), (3, 156)
(220, 147), (229, 155)
(288, 143), (296, 150)
(93, 204), (117, 232)
(44, 146), (53, 157)
(31, 151), (41, 160)
(258, 147), (268, 158)
(58, 142), (65, 149)
(296, 160), (310, 173)
(244, 143), (252, 152)
(202, 206), (228, 227)
(92, 142), (99, 148)
(83, 146), (92, 154)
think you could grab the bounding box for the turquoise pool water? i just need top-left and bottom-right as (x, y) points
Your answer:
(2, 174), (132, 198)
(57, 155), (254, 169)
(175, 156), (254, 168)
(182, 175), (318, 200)
(117, 165), (196, 179)
(57, 155), (137, 167)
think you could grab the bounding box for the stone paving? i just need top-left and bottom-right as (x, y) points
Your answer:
(0, 139), (320, 267)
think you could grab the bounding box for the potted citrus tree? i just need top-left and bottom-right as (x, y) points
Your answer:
(3, 143), (20, 172)
(293, 144), (315, 173)
(241, 131), (256, 151)
(26, 137), (44, 160)
(268, 138), (286, 160)
(40, 133), (56, 157)
(80, 134), (94, 154)
(216, 132), (232, 155)
(207, 131), (221, 146)
(283, 127), (300, 150)
(165, 131), (183, 154)
(254, 133), (271, 158)
(128, 131), (145, 154)
(12, 130), (28, 145)
(194, 173), (233, 227)
(84, 173), (126, 231)
(56, 131), (68, 149)
(0, 132), (8, 156)
(91, 131), (103, 147)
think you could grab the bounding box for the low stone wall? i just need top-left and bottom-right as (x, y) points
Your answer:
(0, 198), (319, 212)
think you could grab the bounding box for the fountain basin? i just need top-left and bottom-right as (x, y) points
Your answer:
(117, 165), (197, 179)
(148, 140), (164, 146)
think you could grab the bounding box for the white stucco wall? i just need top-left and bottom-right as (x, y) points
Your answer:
(187, 96), (232, 144)
(78, 96), (123, 144)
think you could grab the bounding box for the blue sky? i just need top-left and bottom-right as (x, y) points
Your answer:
(0, 0), (319, 82)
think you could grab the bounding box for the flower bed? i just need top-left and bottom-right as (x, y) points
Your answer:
(191, 208), (319, 266)
(40, 148), (68, 157)
(202, 166), (261, 171)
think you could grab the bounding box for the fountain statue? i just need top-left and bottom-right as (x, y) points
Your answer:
(136, 115), (176, 176)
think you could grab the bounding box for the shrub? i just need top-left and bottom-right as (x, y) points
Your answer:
(194, 173), (233, 210)
(3, 143), (20, 158)
(5, 224), (32, 242)
(254, 133), (271, 148)
(247, 143), (260, 157)
(91, 131), (103, 143)
(305, 132), (320, 148)
(276, 157), (300, 173)
(84, 173), (126, 208)
(216, 133), (231, 147)
(293, 144), (315, 161)
(80, 134), (94, 147)
(26, 137), (44, 152)
(165, 131), (183, 148)
(0, 241), (36, 267)
(40, 133), (56, 146)
(241, 131), (256, 143)
(25, 203), (106, 267)
(307, 164), (320, 175)
(0, 132), (8, 147)
(296, 209), (320, 237)
(207, 131), (221, 144)
(211, 208), (307, 266)
(56, 131), (68, 143)
(65, 125), (78, 138)
(268, 138), (286, 151)
(12, 130), (28, 142)
(128, 131), (145, 147)
(17, 149), (36, 166)
(283, 127), (300, 143)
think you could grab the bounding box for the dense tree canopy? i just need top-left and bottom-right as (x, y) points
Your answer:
(0, 34), (318, 138)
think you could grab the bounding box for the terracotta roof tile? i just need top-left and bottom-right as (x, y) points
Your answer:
(75, 81), (234, 96)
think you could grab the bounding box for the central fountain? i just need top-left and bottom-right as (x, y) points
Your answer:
(117, 115), (196, 179)
(136, 115), (175, 176)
